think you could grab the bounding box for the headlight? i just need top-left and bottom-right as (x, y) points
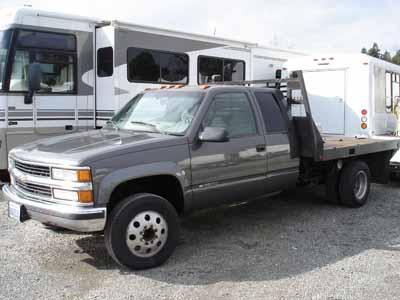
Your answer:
(51, 168), (91, 182)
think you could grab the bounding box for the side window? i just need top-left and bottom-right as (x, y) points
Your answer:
(223, 59), (245, 82)
(9, 50), (29, 91)
(204, 93), (257, 138)
(254, 92), (287, 133)
(9, 30), (76, 94)
(97, 47), (114, 77)
(127, 48), (160, 82)
(127, 47), (189, 84)
(161, 52), (188, 83)
(198, 56), (245, 84)
(198, 56), (223, 84)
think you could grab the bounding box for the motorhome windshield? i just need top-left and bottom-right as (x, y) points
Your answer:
(109, 91), (204, 135)
(0, 30), (12, 90)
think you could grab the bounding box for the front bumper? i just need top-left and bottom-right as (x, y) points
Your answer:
(3, 184), (106, 232)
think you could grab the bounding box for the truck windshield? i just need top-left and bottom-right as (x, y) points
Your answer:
(0, 30), (12, 90)
(109, 91), (204, 135)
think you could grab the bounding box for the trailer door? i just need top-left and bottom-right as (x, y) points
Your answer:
(303, 70), (346, 135)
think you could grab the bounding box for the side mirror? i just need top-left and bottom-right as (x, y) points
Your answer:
(24, 63), (42, 105)
(198, 127), (229, 143)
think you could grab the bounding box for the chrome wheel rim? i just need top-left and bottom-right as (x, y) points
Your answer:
(354, 170), (368, 200)
(126, 211), (168, 258)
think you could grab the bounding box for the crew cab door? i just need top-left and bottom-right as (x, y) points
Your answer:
(253, 91), (299, 191)
(190, 91), (267, 210)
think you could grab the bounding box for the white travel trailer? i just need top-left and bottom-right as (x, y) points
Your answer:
(285, 53), (400, 167)
(0, 7), (305, 177)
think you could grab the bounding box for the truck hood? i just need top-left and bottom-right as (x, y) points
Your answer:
(10, 129), (187, 166)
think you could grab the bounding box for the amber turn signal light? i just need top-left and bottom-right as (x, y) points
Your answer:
(78, 190), (94, 203)
(77, 170), (92, 182)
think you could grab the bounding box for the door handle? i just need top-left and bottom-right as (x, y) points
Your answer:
(256, 144), (266, 152)
(8, 121), (18, 126)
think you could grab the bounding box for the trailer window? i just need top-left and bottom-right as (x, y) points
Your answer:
(204, 93), (257, 138)
(198, 56), (245, 84)
(161, 52), (188, 83)
(97, 47), (114, 77)
(254, 92), (287, 133)
(127, 47), (189, 84)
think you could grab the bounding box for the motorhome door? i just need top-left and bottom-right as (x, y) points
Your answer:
(95, 26), (115, 127)
(303, 70), (346, 135)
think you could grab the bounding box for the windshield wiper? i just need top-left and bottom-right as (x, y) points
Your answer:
(130, 121), (160, 133)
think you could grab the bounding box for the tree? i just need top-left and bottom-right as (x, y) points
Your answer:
(392, 50), (400, 65)
(382, 51), (392, 62)
(367, 43), (381, 58)
(361, 47), (367, 54)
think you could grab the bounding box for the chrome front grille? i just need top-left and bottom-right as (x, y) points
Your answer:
(15, 160), (50, 177)
(15, 178), (52, 198)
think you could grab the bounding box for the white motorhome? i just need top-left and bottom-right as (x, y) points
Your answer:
(285, 53), (400, 167)
(0, 7), (305, 177)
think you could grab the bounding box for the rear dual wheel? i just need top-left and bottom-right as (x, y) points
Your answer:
(326, 160), (371, 208)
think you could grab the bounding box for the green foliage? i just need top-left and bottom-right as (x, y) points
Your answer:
(367, 43), (381, 58)
(393, 50), (400, 65)
(361, 43), (400, 65)
(382, 51), (392, 62)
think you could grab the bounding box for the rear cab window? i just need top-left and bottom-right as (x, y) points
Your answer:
(254, 92), (288, 134)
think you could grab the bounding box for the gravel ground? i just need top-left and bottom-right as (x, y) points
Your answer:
(1, 183), (400, 300)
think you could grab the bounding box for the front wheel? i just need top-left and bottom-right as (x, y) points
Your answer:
(105, 193), (180, 270)
(339, 161), (371, 208)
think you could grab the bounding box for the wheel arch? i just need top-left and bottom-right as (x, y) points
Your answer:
(96, 162), (188, 215)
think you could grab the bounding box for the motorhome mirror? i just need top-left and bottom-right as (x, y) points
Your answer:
(25, 63), (42, 104)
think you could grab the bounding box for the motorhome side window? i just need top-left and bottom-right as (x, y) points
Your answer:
(9, 30), (76, 94)
(198, 56), (245, 84)
(127, 47), (189, 84)
(254, 92), (287, 133)
(97, 47), (114, 77)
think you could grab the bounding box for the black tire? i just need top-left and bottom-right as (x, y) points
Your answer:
(104, 193), (180, 270)
(338, 161), (371, 208)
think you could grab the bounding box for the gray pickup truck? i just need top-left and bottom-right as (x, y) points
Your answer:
(4, 72), (399, 269)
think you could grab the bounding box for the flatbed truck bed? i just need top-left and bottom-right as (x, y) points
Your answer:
(320, 136), (400, 161)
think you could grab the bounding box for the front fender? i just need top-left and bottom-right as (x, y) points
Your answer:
(94, 161), (189, 207)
